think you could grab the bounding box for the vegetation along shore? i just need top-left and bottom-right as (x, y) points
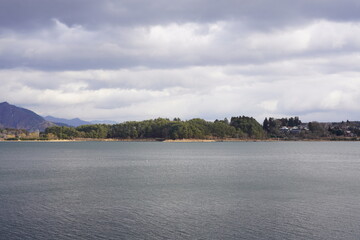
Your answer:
(1, 116), (360, 142)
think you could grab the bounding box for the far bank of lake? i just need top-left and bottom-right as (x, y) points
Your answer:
(1, 137), (360, 142)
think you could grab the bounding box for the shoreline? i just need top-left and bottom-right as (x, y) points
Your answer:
(1, 137), (359, 142)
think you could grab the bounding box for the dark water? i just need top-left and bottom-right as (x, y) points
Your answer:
(0, 141), (360, 239)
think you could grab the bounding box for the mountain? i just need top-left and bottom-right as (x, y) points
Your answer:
(0, 102), (55, 132)
(51, 122), (73, 127)
(44, 116), (91, 127)
(90, 120), (118, 125)
(44, 116), (117, 126)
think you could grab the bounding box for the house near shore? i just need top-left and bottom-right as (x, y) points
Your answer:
(290, 126), (301, 134)
(279, 125), (309, 134)
(280, 126), (289, 133)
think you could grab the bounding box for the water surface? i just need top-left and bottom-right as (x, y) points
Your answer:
(0, 141), (359, 239)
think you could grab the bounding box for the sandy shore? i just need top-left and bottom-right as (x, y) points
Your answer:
(163, 139), (216, 142)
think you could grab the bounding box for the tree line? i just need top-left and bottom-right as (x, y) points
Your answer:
(2, 115), (359, 141)
(44, 116), (266, 140)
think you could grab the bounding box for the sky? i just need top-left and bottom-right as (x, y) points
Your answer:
(1, 0), (360, 123)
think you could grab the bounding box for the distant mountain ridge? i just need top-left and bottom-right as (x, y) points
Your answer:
(0, 102), (55, 132)
(44, 116), (117, 127)
(0, 102), (118, 131)
(44, 116), (91, 127)
(90, 120), (118, 125)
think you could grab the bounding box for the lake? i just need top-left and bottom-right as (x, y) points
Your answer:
(0, 141), (359, 239)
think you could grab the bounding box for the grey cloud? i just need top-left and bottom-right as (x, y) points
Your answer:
(2, 19), (360, 71)
(2, 0), (360, 122)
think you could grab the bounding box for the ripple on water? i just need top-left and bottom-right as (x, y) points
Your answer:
(0, 141), (360, 239)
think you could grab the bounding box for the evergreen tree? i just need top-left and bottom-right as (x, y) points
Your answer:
(263, 118), (269, 131)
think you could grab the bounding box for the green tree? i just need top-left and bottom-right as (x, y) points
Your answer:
(263, 118), (269, 131)
(230, 116), (266, 138)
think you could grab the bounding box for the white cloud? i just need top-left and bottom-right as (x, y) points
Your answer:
(1, 14), (360, 123)
(259, 100), (278, 112)
(1, 59), (360, 123)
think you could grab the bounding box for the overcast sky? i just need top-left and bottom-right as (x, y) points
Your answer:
(1, 0), (360, 123)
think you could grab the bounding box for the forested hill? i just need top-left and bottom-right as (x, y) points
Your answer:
(43, 116), (360, 141)
(44, 116), (266, 140)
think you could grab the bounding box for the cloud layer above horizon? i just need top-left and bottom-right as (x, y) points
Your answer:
(1, 0), (360, 122)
